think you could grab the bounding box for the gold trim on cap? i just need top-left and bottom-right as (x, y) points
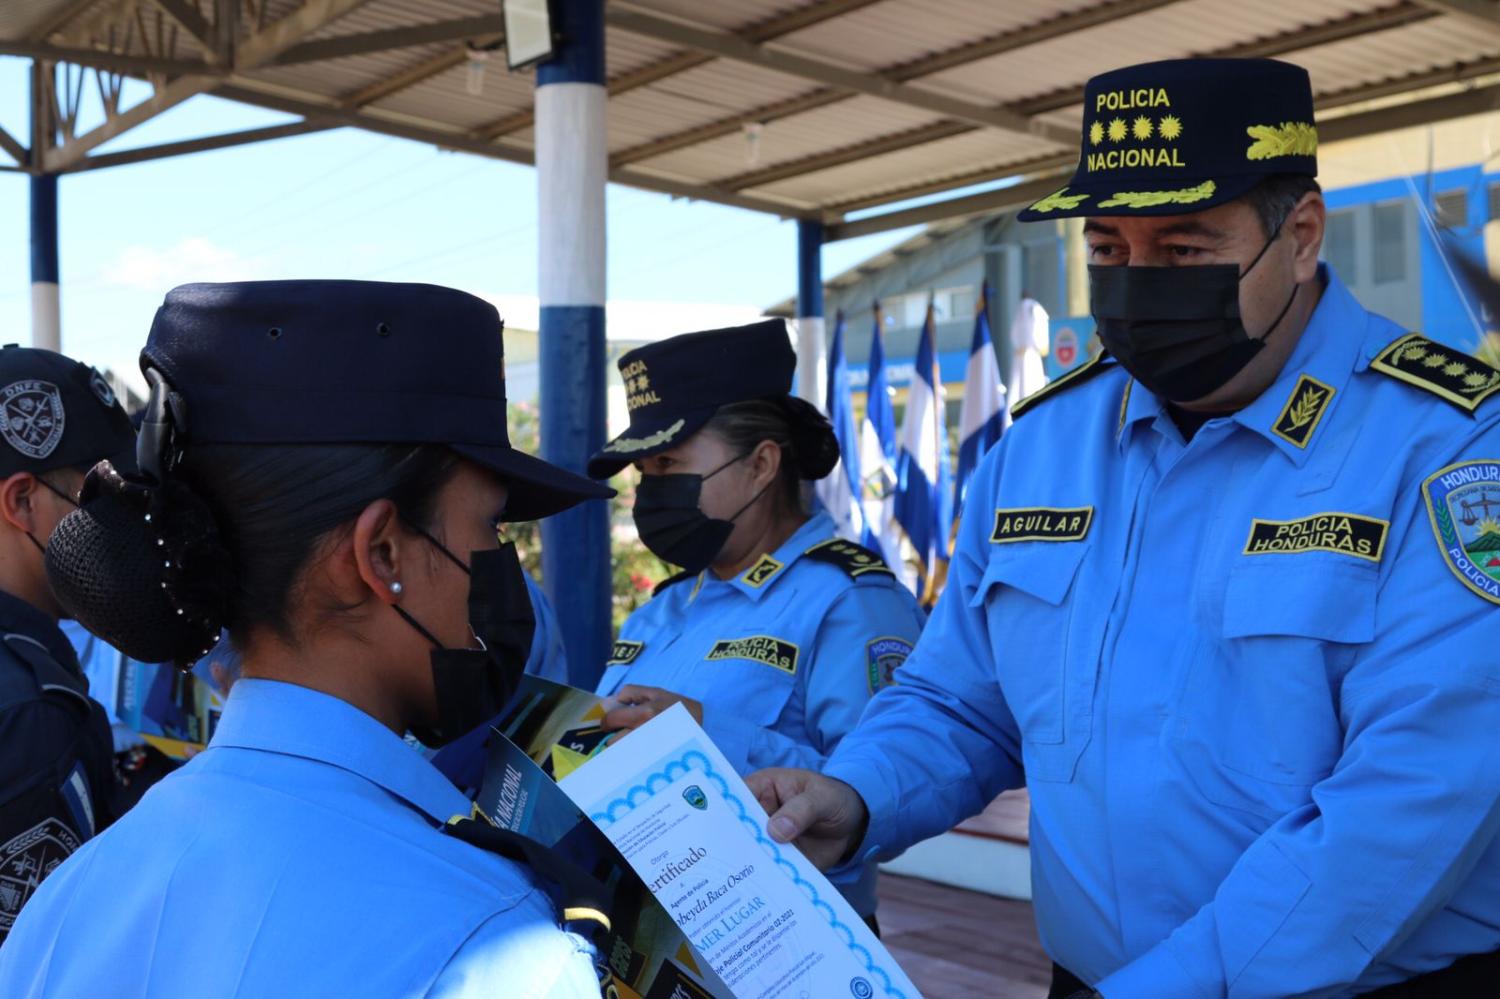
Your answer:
(1246, 122), (1317, 160)
(1027, 188), (1091, 214)
(1098, 179), (1217, 209)
(601, 418), (687, 454)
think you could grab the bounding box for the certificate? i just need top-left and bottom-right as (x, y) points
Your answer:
(560, 704), (921, 999)
(476, 730), (730, 998)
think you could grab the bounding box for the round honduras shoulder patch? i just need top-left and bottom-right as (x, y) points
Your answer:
(0, 817), (81, 935)
(0, 380), (65, 460)
(1424, 459), (1500, 605)
(866, 636), (913, 693)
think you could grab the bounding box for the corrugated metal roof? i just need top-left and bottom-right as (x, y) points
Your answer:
(5, 0), (1499, 226)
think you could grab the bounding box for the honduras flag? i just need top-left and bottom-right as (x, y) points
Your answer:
(894, 297), (954, 604)
(859, 302), (902, 571)
(954, 282), (1007, 518)
(816, 311), (874, 546)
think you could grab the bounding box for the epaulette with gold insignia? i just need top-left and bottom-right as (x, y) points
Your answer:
(802, 538), (893, 580)
(1010, 353), (1114, 419)
(1370, 333), (1500, 414)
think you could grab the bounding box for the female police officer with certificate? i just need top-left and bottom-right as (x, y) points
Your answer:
(0, 280), (615, 997)
(586, 321), (925, 926)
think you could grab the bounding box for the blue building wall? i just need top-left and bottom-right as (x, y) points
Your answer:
(1322, 164), (1490, 353)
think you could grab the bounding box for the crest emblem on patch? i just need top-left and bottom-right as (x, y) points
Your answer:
(0, 817), (81, 934)
(1424, 460), (1500, 604)
(0, 380), (65, 460)
(682, 785), (708, 811)
(866, 636), (913, 693)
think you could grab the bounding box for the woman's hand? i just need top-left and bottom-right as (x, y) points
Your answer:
(601, 684), (704, 732)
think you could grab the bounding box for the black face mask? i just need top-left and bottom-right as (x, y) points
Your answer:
(1089, 226), (1298, 403)
(393, 534), (536, 748)
(633, 452), (768, 573)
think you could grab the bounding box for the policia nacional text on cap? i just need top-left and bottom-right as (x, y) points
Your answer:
(749, 57), (1500, 998)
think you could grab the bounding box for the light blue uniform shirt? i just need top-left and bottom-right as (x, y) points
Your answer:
(825, 267), (1500, 996)
(598, 511), (925, 917)
(0, 678), (600, 998)
(523, 570), (569, 685)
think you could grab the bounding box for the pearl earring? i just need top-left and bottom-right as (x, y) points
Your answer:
(390, 581), (403, 595)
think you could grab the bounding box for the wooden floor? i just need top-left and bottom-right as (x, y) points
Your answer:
(878, 872), (1051, 998)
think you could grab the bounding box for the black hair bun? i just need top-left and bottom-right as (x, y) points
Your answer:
(47, 461), (230, 667)
(778, 396), (840, 480)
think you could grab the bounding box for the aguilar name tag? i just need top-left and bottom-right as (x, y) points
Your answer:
(1243, 513), (1389, 562)
(991, 506), (1094, 544)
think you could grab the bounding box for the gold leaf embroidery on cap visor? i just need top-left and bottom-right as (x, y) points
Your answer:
(1245, 122), (1318, 160)
(602, 418), (686, 454)
(1027, 188), (1091, 214)
(1098, 179), (1217, 210)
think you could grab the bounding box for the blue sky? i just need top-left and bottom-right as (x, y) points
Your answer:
(0, 55), (921, 390)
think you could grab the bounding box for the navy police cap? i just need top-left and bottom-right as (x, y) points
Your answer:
(1018, 58), (1317, 221)
(588, 319), (795, 479)
(141, 280), (613, 521)
(0, 345), (135, 479)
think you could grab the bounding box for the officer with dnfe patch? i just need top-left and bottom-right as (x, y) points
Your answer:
(591, 321), (925, 925)
(0, 346), (134, 944)
(751, 59), (1500, 996)
(0, 281), (616, 996)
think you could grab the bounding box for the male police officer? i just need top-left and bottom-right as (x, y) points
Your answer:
(751, 59), (1500, 997)
(0, 346), (134, 942)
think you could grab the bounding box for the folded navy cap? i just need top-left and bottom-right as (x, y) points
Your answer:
(588, 319), (796, 479)
(1018, 57), (1317, 221)
(141, 280), (613, 521)
(0, 345), (135, 478)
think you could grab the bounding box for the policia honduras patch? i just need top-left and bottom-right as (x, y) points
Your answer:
(991, 507), (1094, 544)
(1272, 374), (1334, 448)
(1243, 513), (1388, 562)
(705, 635), (799, 675)
(606, 640), (644, 666)
(1424, 460), (1500, 605)
(1371, 334), (1500, 414)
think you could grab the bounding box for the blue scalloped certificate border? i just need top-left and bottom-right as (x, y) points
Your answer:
(590, 747), (910, 999)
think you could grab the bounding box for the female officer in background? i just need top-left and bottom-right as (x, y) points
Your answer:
(0, 280), (614, 997)
(587, 320), (926, 927)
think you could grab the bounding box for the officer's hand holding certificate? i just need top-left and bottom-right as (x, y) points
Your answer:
(559, 703), (921, 999)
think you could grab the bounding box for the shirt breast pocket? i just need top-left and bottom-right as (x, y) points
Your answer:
(1176, 560), (1375, 819)
(697, 653), (799, 727)
(972, 543), (1093, 782)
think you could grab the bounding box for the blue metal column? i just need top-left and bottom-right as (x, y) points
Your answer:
(30, 62), (59, 352)
(536, 0), (610, 687)
(795, 218), (825, 404)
